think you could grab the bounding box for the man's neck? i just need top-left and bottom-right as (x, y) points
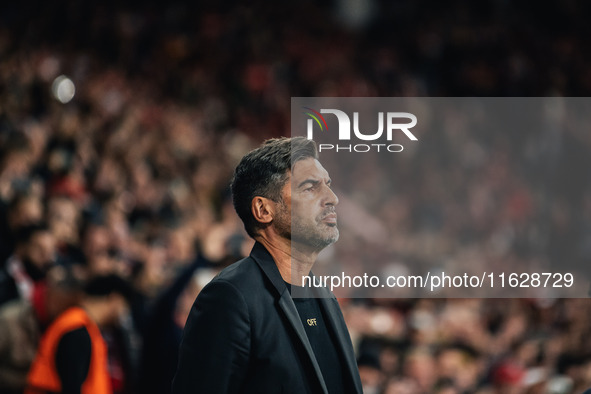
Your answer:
(81, 299), (106, 327)
(255, 235), (318, 286)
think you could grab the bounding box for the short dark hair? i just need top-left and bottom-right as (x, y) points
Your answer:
(84, 274), (134, 304)
(231, 137), (318, 238)
(15, 222), (50, 246)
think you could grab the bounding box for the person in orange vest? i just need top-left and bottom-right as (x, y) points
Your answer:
(25, 274), (133, 394)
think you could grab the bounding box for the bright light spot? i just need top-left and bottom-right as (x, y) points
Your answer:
(51, 75), (75, 104)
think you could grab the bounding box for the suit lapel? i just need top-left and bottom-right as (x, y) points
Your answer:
(318, 296), (363, 393)
(250, 243), (328, 394)
(278, 292), (329, 394)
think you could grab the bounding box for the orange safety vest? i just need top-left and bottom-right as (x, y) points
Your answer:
(25, 306), (112, 394)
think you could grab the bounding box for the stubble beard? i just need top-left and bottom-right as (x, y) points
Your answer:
(275, 199), (339, 251)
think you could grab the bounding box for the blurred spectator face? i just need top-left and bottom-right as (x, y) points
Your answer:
(438, 348), (464, 380)
(515, 339), (539, 366)
(84, 225), (111, 255)
(19, 229), (56, 278)
(142, 245), (168, 293)
(83, 225), (118, 275)
(90, 249), (121, 276)
(47, 197), (79, 245)
(0, 135), (32, 200)
(1, 146), (32, 183)
(436, 387), (460, 394)
(380, 347), (400, 376)
(404, 349), (437, 391)
(383, 377), (421, 394)
(8, 195), (43, 229)
(45, 265), (84, 320)
(94, 157), (125, 194)
(358, 365), (384, 394)
(167, 227), (195, 265)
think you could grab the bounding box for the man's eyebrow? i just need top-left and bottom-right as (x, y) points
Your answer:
(297, 178), (332, 188)
(298, 179), (319, 188)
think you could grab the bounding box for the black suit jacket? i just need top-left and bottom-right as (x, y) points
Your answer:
(172, 242), (363, 394)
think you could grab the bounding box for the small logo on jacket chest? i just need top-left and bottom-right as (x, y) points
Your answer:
(307, 318), (317, 326)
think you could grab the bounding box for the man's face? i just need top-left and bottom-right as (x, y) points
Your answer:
(25, 231), (56, 269)
(275, 158), (339, 251)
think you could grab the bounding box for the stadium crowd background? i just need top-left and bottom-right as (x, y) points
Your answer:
(2, 0), (591, 393)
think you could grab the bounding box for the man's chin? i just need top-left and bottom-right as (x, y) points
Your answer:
(327, 229), (339, 244)
(319, 229), (339, 247)
(291, 230), (339, 251)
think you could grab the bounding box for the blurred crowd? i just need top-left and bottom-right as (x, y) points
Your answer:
(2, 0), (591, 393)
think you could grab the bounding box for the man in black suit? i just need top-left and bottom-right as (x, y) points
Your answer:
(172, 137), (363, 393)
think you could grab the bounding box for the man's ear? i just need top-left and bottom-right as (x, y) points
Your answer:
(251, 196), (274, 225)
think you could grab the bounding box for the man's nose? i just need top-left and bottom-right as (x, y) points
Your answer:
(324, 185), (339, 206)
